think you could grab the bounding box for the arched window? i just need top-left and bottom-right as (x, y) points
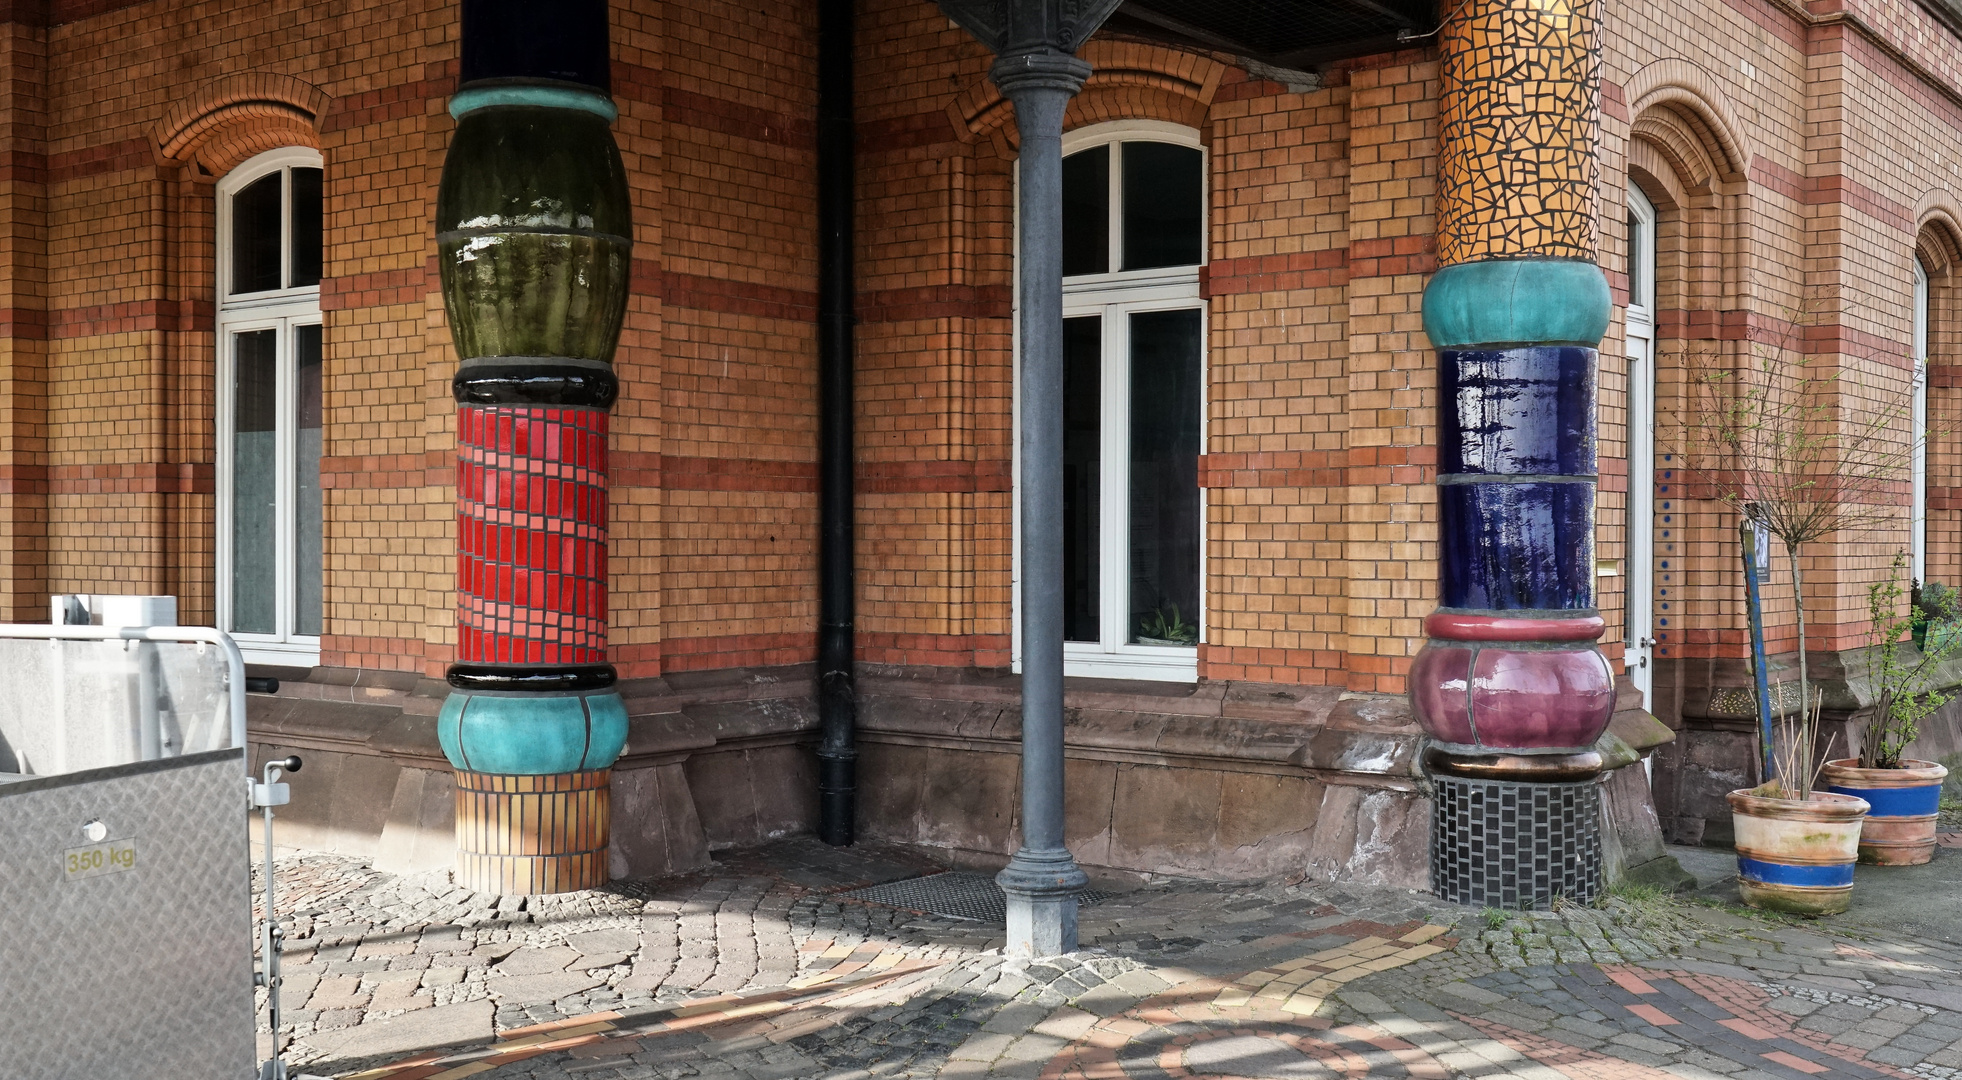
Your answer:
(216, 147), (323, 661)
(1022, 122), (1206, 682)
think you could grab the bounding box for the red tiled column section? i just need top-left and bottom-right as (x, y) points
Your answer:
(456, 406), (610, 667)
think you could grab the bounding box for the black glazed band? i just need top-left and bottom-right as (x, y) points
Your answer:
(446, 663), (618, 692)
(459, 0), (611, 93)
(453, 359), (618, 408)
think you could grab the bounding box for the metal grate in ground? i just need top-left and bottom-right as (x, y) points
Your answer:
(834, 872), (1113, 923)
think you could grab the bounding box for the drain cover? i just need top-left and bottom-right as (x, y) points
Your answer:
(835, 872), (1113, 922)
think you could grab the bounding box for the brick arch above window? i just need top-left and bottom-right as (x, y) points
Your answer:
(153, 72), (328, 179)
(1623, 61), (1750, 187)
(1914, 201), (1962, 278)
(1625, 84), (1753, 315)
(1629, 106), (1732, 200)
(948, 40), (1225, 155)
(1627, 140), (1694, 216)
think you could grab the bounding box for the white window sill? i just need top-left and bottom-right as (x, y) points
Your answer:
(1012, 644), (1200, 683)
(234, 638), (321, 669)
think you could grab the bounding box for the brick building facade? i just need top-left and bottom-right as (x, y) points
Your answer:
(3, 0), (1960, 886)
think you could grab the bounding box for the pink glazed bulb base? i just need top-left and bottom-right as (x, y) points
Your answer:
(1408, 612), (1617, 764)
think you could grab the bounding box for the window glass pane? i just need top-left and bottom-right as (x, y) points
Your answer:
(1627, 208), (1646, 309)
(1128, 309), (1201, 645)
(294, 324), (323, 637)
(1062, 145), (1109, 278)
(1121, 143), (1202, 271)
(231, 172), (283, 295)
(290, 168), (323, 289)
(1063, 316), (1102, 643)
(232, 329), (279, 635)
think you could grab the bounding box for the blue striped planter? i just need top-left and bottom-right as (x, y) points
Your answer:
(1821, 759), (1948, 866)
(1728, 789), (1869, 915)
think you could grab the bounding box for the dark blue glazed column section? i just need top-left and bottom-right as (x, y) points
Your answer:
(1411, 278), (1619, 763)
(1437, 347), (1597, 613)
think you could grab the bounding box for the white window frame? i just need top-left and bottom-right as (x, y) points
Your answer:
(215, 146), (324, 665)
(1013, 121), (1207, 683)
(1913, 258), (1929, 585)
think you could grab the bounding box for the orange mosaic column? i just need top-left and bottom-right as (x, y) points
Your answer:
(1434, 0), (1599, 265)
(1412, 0), (1617, 907)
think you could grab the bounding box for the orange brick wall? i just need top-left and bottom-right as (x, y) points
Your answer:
(1600, 0), (1962, 675)
(0, 17), (50, 623)
(4, 0), (1962, 697)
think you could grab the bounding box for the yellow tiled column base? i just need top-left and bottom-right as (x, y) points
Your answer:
(454, 769), (611, 895)
(1213, 924), (1454, 1015)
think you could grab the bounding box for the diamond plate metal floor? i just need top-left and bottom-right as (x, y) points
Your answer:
(835, 871), (1113, 922)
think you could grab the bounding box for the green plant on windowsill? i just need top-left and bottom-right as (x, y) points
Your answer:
(1137, 603), (1198, 646)
(1911, 578), (1960, 651)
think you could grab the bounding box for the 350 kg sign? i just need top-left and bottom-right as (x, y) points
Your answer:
(63, 839), (136, 880)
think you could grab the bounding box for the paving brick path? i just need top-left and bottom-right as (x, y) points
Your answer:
(256, 839), (1962, 1080)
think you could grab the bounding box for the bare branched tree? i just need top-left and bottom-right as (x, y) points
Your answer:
(1669, 314), (1925, 799)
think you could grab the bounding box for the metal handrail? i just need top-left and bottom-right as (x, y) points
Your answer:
(0, 623), (248, 764)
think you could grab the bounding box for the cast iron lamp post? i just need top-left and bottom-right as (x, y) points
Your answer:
(937, 0), (1122, 956)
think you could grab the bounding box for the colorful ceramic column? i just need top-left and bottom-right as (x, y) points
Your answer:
(434, 0), (631, 895)
(1409, 0), (1617, 905)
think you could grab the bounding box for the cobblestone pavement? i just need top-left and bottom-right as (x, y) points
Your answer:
(257, 839), (1962, 1080)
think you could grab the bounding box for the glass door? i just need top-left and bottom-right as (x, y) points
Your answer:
(1914, 259), (1929, 584)
(1626, 186), (1658, 707)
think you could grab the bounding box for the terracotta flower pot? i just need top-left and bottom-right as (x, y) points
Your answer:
(1821, 758), (1949, 866)
(1727, 789), (1869, 915)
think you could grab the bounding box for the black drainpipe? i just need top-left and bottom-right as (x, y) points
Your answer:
(815, 0), (857, 847)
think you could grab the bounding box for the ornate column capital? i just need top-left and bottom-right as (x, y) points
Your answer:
(988, 49), (1090, 100)
(938, 0), (1122, 57)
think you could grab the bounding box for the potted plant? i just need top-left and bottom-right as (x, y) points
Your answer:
(1909, 579), (1954, 651)
(1820, 555), (1954, 865)
(1136, 603), (1197, 646)
(1675, 339), (1899, 914)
